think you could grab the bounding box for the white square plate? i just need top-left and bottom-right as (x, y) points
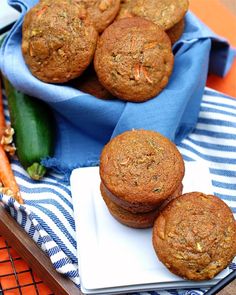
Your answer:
(70, 161), (229, 294)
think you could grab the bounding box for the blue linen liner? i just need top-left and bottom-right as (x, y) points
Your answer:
(0, 0), (235, 176)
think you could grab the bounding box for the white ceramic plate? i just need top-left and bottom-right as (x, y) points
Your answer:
(70, 162), (229, 294)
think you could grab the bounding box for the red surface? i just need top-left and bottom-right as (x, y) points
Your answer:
(190, 0), (236, 97)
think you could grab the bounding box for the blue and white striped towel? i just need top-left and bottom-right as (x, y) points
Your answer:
(0, 87), (236, 295)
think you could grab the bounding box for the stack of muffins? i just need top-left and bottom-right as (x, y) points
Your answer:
(21, 0), (189, 102)
(100, 129), (236, 282)
(99, 129), (185, 228)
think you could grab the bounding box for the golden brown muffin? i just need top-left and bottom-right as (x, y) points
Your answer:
(117, 0), (189, 30)
(101, 182), (183, 228)
(153, 192), (236, 281)
(94, 17), (174, 102)
(166, 18), (185, 45)
(22, 1), (98, 83)
(99, 129), (185, 213)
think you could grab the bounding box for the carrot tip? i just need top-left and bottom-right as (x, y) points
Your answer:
(16, 192), (24, 204)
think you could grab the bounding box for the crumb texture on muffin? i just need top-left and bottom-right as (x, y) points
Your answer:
(117, 0), (189, 30)
(22, 1), (98, 83)
(100, 130), (184, 212)
(153, 192), (236, 280)
(94, 17), (174, 102)
(82, 0), (121, 33)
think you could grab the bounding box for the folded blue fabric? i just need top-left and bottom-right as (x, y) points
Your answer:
(0, 0), (235, 176)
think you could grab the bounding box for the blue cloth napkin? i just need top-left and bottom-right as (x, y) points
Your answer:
(0, 0), (235, 177)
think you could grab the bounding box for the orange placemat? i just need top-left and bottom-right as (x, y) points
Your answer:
(190, 0), (236, 97)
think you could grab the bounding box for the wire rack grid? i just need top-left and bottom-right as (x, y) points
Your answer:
(0, 235), (53, 295)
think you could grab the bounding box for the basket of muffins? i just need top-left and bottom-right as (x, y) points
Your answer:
(99, 129), (236, 282)
(21, 0), (189, 102)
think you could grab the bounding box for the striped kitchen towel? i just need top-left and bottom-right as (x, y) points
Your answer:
(0, 87), (236, 295)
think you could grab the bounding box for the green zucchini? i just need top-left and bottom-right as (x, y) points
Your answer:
(3, 78), (54, 180)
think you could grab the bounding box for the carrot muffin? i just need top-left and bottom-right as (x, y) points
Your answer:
(101, 182), (183, 228)
(94, 17), (174, 102)
(22, 1), (98, 83)
(117, 0), (189, 31)
(166, 18), (185, 45)
(99, 130), (185, 213)
(153, 192), (236, 281)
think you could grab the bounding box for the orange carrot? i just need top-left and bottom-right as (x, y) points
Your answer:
(0, 78), (6, 139)
(0, 144), (23, 204)
(36, 5), (48, 17)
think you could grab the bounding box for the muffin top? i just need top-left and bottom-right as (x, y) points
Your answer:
(153, 192), (236, 281)
(94, 17), (174, 102)
(100, 130), (185, 211)
(117, 0), (189, 30)
(22, 1), (98, 83)
(41, 0), (120, 33)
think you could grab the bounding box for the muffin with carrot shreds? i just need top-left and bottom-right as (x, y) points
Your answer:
(94, 17), (174, 102)
(22, 1), (98, 83)
(99, 130), (185, 214)
(153, 192), (236, 280)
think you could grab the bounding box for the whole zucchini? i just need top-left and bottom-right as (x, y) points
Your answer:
(3, 78), (54, 180)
